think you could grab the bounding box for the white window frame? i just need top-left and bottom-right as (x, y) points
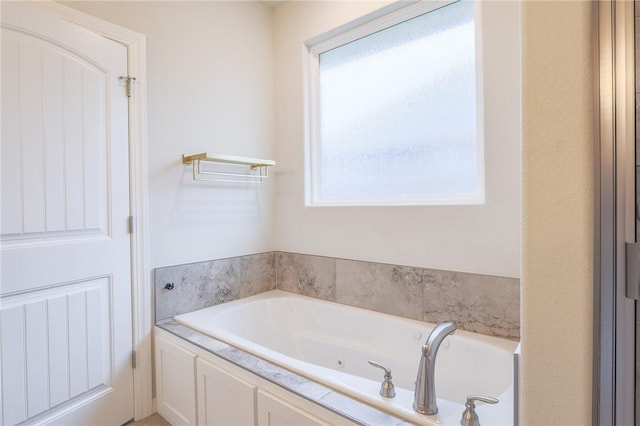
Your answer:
(303, 0), (484, 207)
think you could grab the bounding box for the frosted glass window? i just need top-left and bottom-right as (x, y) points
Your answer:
(310, 0), (481, 205)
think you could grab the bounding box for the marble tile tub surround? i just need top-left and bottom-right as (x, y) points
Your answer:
(154, 251), (519, 339)
(154, 252), (276, 321)
(276, 252), (520, 340)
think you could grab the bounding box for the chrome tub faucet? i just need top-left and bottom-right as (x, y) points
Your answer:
(413, 321), (457, 415)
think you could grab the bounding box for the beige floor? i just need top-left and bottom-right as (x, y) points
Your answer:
(129, 413), (171, 426)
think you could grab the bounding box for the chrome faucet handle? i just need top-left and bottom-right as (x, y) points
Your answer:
(460, 395), (499, 426)
(368, 360), (396, 398)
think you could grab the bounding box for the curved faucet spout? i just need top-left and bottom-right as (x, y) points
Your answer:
(413, 321), (457, 415)
(423, 321), (457, 359)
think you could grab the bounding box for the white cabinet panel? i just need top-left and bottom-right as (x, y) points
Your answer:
(257, 391), (328, 426)
(155, 328), (359, 426)
(156, 334), (197, 426)
(196, 357), (256, 426)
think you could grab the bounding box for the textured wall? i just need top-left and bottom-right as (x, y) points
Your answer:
(520, 1), (594, 424)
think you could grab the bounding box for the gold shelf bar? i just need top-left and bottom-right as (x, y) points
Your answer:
(182, 152), (275, 168)
(182, 153), (276, 183)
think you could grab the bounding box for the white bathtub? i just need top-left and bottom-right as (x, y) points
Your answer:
(174, 290), (517, 426)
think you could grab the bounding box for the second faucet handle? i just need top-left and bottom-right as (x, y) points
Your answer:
(460, 395), (499, 426)
(368, 360), (396, 398)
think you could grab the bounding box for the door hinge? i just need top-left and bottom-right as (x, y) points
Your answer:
(119, 76), (136, 97)
(132, 350), (137, 369)
(128, 216), (134, 234)
(625, 242), (640, 299)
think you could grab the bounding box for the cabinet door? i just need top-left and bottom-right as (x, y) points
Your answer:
(257, 391), (329, 426)
(197, 357), (257, 426)
(155, 335), (197, 426)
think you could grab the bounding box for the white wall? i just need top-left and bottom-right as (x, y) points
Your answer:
(62, 1), (276, 268)
(273, 1), (521, 278)
(520, 1), (594, 424)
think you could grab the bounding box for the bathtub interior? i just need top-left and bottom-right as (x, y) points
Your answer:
(174, 291), (517, 405)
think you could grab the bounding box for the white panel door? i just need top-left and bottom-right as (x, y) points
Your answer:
(0, 2), (134, 425)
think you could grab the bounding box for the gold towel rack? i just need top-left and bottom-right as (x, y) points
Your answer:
(182, 153), (276, 183)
